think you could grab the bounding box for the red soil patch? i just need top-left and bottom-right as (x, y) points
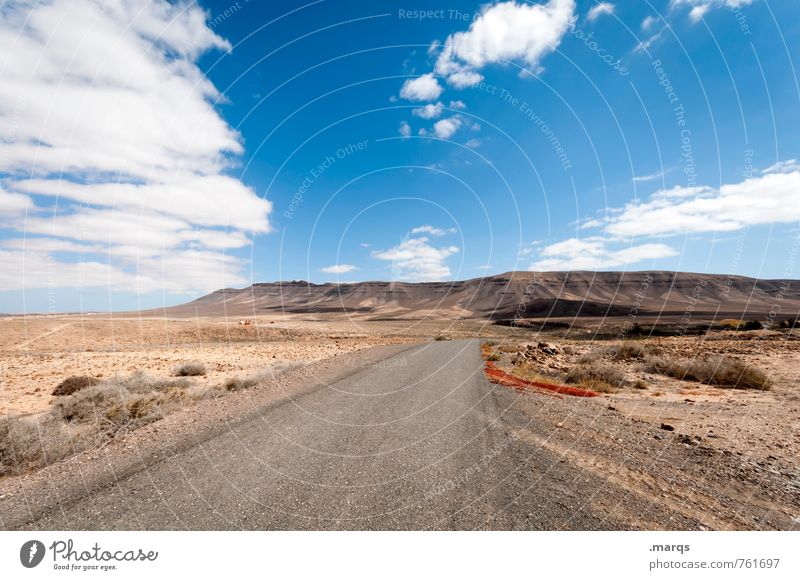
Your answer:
(484, 362), (599, 398)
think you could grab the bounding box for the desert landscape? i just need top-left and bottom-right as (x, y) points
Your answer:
(1, 271), (799, 530)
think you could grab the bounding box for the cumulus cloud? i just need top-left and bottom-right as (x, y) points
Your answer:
(586, 2), (615, 22)
(410, 225), (457, 237)
(399, 73), (443, 101)
(688, 4), (711, 21)
(433, 0), (576, 86)
(641, 15), (658, 30)
(399, 121), (412, 137)
(446, 71), (484, 89)
(762, 159), (799, 174)
(449, 100), (467, 110)
(530, 237), (677, 270)
(533, 160), (799, 271)
(603, 168), (800, 238)
(432, 117), (463, 139)
(372, 233), (459, 282)
(671, 0), (754, 23)
(412, 102), (445, 119)
(0, 0), (268, 295)
(320, 264), (357, 274)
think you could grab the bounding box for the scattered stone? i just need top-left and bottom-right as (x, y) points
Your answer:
(660, 423), (675, 431)
(537, 342), (557, 355)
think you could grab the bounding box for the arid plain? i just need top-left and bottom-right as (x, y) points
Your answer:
(2, 271), (799, 529)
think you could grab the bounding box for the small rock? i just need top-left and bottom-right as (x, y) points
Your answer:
(660, 423), (675, 431)
(607, 405), (616, 411)
(537, 342), (557, 355)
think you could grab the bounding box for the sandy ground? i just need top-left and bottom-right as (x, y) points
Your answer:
(0, 315), (428, 416)
(2, 315), (798, 480)
(486, 331), (800, 478)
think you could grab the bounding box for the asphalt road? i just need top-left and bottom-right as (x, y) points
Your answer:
(10, 339), (635, 530)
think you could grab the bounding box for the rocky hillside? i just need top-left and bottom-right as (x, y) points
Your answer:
(155, 271), (800, 321)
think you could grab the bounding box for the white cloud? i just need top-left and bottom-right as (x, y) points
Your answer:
(530, 237), (677, 270)
(320, 264), (357, 274)
(586, 2), (615, 22)
(762, 159), (799, 174)
(671, 0), (754, 23)
(433, 117), (463, 139)
(412, 102), (444, 119)
(399, 121), (412, 137)
(634, 28), (665, 53)
(449, 100), (467, 110)
(410, 225), (457, 237)
(372, 236), (459, 282)
(434, 0), (576, 85)
(633, 170), (665, 182)
(14, 176), (271, 233)
(641, 15), (658, 30)
(600, 166), (800, 238)
(0, 188), (34, 215)
(689, 4), (711, 22)
(399, 73), (443, 101)
(0, 0), (269, 295)
(446, 71), (484, 89)
(465, 138), (482, 148)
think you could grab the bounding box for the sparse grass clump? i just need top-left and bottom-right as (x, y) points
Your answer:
(645, 354), (771, 389)
(565, 363), (627, 393)
(52, 375), (99, 396)
(173, 362), (206, 377)
(609, 342), (647, 361)
(0, 415), (71, 476)
(2, 362), (297, 479)
(223, 377), (259, 392)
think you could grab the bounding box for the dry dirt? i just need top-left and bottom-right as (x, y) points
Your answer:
(1, 314), (798, 529)
(484, 330), (800, 486)
(0, 315), (429, 416)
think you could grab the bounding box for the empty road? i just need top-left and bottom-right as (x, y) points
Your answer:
(3, 339), (700, 530)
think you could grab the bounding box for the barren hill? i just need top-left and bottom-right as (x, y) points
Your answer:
(156, 271), (800, 322)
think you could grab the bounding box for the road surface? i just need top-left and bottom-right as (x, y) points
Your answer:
(3, 339), (691, 530)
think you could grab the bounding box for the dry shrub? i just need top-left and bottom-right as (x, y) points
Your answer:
(52, 373), (194, 437)
(223, 377), (259, 392)
(507, 362), (563, 386)
(52, 375), (100, 396)
(565, 364), (626, 393)
(224, 363), (303, 391)
(645, 354), (771, 390)
(577, 351), (601, 364)
(173, 362), (206, 377)
(0, 415), (72, 476)
(3, 364), (297, 478)
(107, 371), (190, 394)
(609, 342), (647, 361)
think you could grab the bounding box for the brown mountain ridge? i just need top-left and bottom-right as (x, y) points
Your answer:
(159, 271), (800, 322)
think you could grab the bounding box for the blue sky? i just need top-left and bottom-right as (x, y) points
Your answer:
(1, 0), (799, 313)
